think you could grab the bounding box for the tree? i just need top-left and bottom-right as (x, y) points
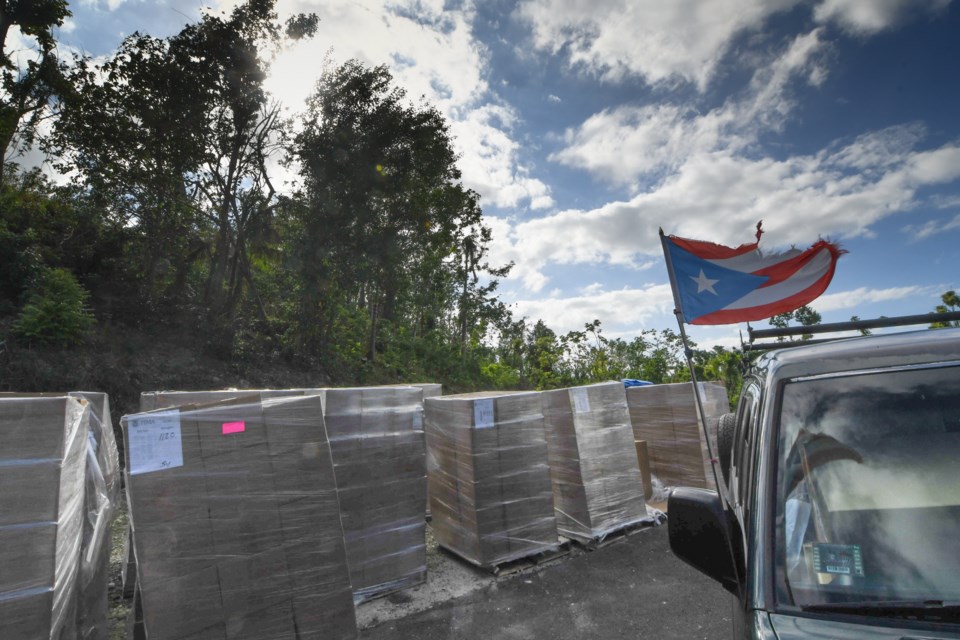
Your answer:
(849, 315), (871, 335)
(13, 267), (95, 346)
(0, 164), (124, 312)
(931, 290), (960, 328)
(292, 60), (509, 371)
(0, 0), (70, 183)
(769, 304), (821, 341)
(52, 0), (316, 322)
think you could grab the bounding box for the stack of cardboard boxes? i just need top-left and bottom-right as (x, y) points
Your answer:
(136, 386), (430, 605)
(0, 396), (89, 639)
(413, 384), (443, 518)
(122, 395), (357, 639)
(424, 391), (558, 568)
(323, 387), (427, 602)
(626, 382), (729, 491)
(541, 382), (649, 543)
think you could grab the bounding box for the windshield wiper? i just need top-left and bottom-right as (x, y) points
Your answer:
(802, 600), (960, 621)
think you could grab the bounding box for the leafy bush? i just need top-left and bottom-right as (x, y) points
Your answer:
(14, 268), (96, 346)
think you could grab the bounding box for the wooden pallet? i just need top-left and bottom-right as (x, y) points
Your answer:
(490, 541), (572, 576)
(439, 540), (572, 576)
(574, 514), (666, 551)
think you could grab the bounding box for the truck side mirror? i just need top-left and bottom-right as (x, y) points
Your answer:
(668, 487), (740, 595)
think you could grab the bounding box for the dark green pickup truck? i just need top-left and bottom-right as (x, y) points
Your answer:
(669, 325), (960, 639)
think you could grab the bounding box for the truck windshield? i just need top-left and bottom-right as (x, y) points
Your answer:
(775, 363), (960, 611)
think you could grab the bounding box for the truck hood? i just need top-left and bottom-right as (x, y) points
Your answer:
(769, 612), (960, 639)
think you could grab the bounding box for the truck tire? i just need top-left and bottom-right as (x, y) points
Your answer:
(717, 412), (736, 486)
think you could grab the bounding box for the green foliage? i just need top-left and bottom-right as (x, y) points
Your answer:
(1, 6), (762, 398)
(0, 165), (125, 309)
(480, 361), (520, 389)
(931, 290), (960, 328)
(290, 59), (510, 377)
(14, 268), (95, 345)
(769, 304), (822, 341)
(51, 0), (317, 325)
(1, 0), (71, 178)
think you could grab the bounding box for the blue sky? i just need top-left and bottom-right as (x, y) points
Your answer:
(26, 0), (960, 347)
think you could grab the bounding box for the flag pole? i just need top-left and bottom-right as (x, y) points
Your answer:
(660, 229), (726, 497)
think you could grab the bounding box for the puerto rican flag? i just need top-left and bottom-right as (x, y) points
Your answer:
(660, 227), (845, 325)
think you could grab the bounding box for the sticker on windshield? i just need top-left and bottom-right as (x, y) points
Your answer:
(811, 543), (864, 577)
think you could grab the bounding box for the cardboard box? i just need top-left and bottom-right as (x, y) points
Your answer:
(123, 395), (357, 639)
(323, 387), (427, 602)
(625, 382), (729, 490)
(0, 396), (89, 640)
(138, 386), (430, 603)
(424, 391), (558, 567)
(0, 390), (122, 640)
(634, 440), (653, 500)
(541, 382), (649, 543)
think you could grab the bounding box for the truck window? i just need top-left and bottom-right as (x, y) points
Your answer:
(775, 363), (960, 609)
(733, 381), (761, 512)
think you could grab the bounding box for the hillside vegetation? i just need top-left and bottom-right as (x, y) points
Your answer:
(1, 0), (747, 412)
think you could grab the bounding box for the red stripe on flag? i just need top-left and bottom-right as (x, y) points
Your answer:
(754, 241), (845, 287)
(691, 255), (840, 325)
(668, 235), (759, 260)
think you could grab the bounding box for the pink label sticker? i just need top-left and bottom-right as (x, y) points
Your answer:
(222, 421), (246, 435)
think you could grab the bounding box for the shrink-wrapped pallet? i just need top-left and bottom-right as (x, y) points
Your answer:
(122, 395), (357, 639)
(0, 391), (120, 640)
(410, 383), (442, 518)
(139, 389), (306, 412)
(322, 387), (427, 602)
(0, 396), (89, 640)
(541, 382), (649, 543)
(625, 382), (729, 491)
(424, 391), (558, 568)
(139, 386), (429, 604)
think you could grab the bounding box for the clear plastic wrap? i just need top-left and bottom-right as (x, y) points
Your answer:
(322, 387), (427, 603)
(73, 392), (119, 640)
(409, 384), (443, 518)
(122, 395), (357, 639)
(541, 382), (650, 543)
(0, 391), (123, 640)
(139, 389), (307, 412)
(625, 382), (730, 491)
(424, 391), (559, 568)
(0, 396), (89, 640)
(139, 386), (430, 604)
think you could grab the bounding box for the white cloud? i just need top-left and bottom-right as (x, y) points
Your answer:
(494, 130), (960, 292)
(510, 284), (675, 334)
(814, 0), (953, 35)
(903, 214), (960, 241)
(451, 105), (555, 210)
(255, 0), (552, 212)
(550, 30), (828, 189)
(517, 0), (952, 90)
(517, 0), (802, 90)
(77, 0), (128, 9)
(550, 104), (728, 188)
(813, 285), (930, 312)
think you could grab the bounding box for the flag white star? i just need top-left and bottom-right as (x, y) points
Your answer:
(691, 269), (719, 294)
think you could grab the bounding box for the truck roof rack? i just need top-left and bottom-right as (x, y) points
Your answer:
(743, 311), (960, 352)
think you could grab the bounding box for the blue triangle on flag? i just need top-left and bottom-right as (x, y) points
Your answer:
(668, 243), (769, 321)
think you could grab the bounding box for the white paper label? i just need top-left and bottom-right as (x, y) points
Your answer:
(571, 388), (591, 413)
(473, 399), (495, 429)
(128, 411), (184, 475)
